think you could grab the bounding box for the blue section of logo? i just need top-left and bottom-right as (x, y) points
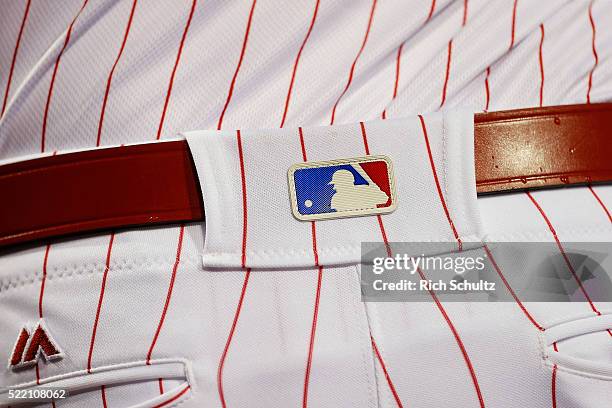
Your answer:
(293, 164), (368, 215)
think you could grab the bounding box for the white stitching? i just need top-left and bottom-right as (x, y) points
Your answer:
(0, 257), (200, 294)
(205, 233), (484, 260)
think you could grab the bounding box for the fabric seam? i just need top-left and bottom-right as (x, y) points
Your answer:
(352, 264), (379, 408)
(0, 257), (200, 295)
(2, 358), (190, 390)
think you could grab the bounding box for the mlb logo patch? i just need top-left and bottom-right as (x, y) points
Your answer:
(288, 155), (397, 221)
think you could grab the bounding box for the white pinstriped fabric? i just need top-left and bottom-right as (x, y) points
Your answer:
(0, 1), (611, 407)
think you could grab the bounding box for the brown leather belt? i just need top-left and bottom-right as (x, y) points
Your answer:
(1, 103), (611, 249)
(0, 142), (204, 249)
(474, 103), (612, 193)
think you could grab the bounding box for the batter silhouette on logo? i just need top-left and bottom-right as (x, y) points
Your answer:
(329, 169), (388, 211)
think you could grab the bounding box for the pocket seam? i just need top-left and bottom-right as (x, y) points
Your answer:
(0, 357), (191, 391)
(540, 316), (612, 381)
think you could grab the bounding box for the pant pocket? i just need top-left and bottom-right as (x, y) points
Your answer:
(0, 359), (191, 408)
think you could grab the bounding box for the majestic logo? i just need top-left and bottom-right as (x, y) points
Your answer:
(288, 155), (397, 221)
(9, 319), (63, 370)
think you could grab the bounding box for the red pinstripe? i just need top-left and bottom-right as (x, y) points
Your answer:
(358, 123), (404, 406)
(376, 215), (392, 257)
(538, 24), (545, 108)
(153, 385), (190, 408)
(440, 40), (452, 108)
(484, 66), (491, 111)
(309, 219), (320, 268)
(146, 225), (185, 364)
(418, 115), (462, 250)
(156, 0), (197, 140)
(38, 244), (51, 319)
(303, 261), (323, 408)
(217, 130), (251, 408)
(415, 116), (484, 404)
(586, 0), (598, 104)
(525, 192), (603, 315)
(360, 122), (370, 155)
(360, 122), (392, 256)
(1, 0), (31, 117)
(298, 127), (324, 408)
(551, 363), (557, 408)
(298, 127), (308, 161)
(32, 243), (46, 403)
(41, 0), (89, 153)
(382, 43), (403, 120)
(426, 0), (436, 23)
(371, 337), (403, 408)
(237, 130), (249, 267)
(96, 0), (138, 147)
(390, 43), (403, 109)
(483, 244), (544, 331)
(217, 0), (257, 131)
(87, 232), (115, 373)
(158, 378), (164, 394)
(101, 385), (108, 408)
(217, 270), (250, 408)
(280, 0), (320, 128)
(330, 0), (377, 125)
(552, 342), (558, 408)
(462, 0), (469, 26)
(509, 0), (518, 49)
(588, 186), (611, 222)
(417, 266), (485, 407)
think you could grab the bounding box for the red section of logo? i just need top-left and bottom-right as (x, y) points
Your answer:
(359, 160), (392, 208)
(9, 328), (29, 367)
(9, 319), (62, 370)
